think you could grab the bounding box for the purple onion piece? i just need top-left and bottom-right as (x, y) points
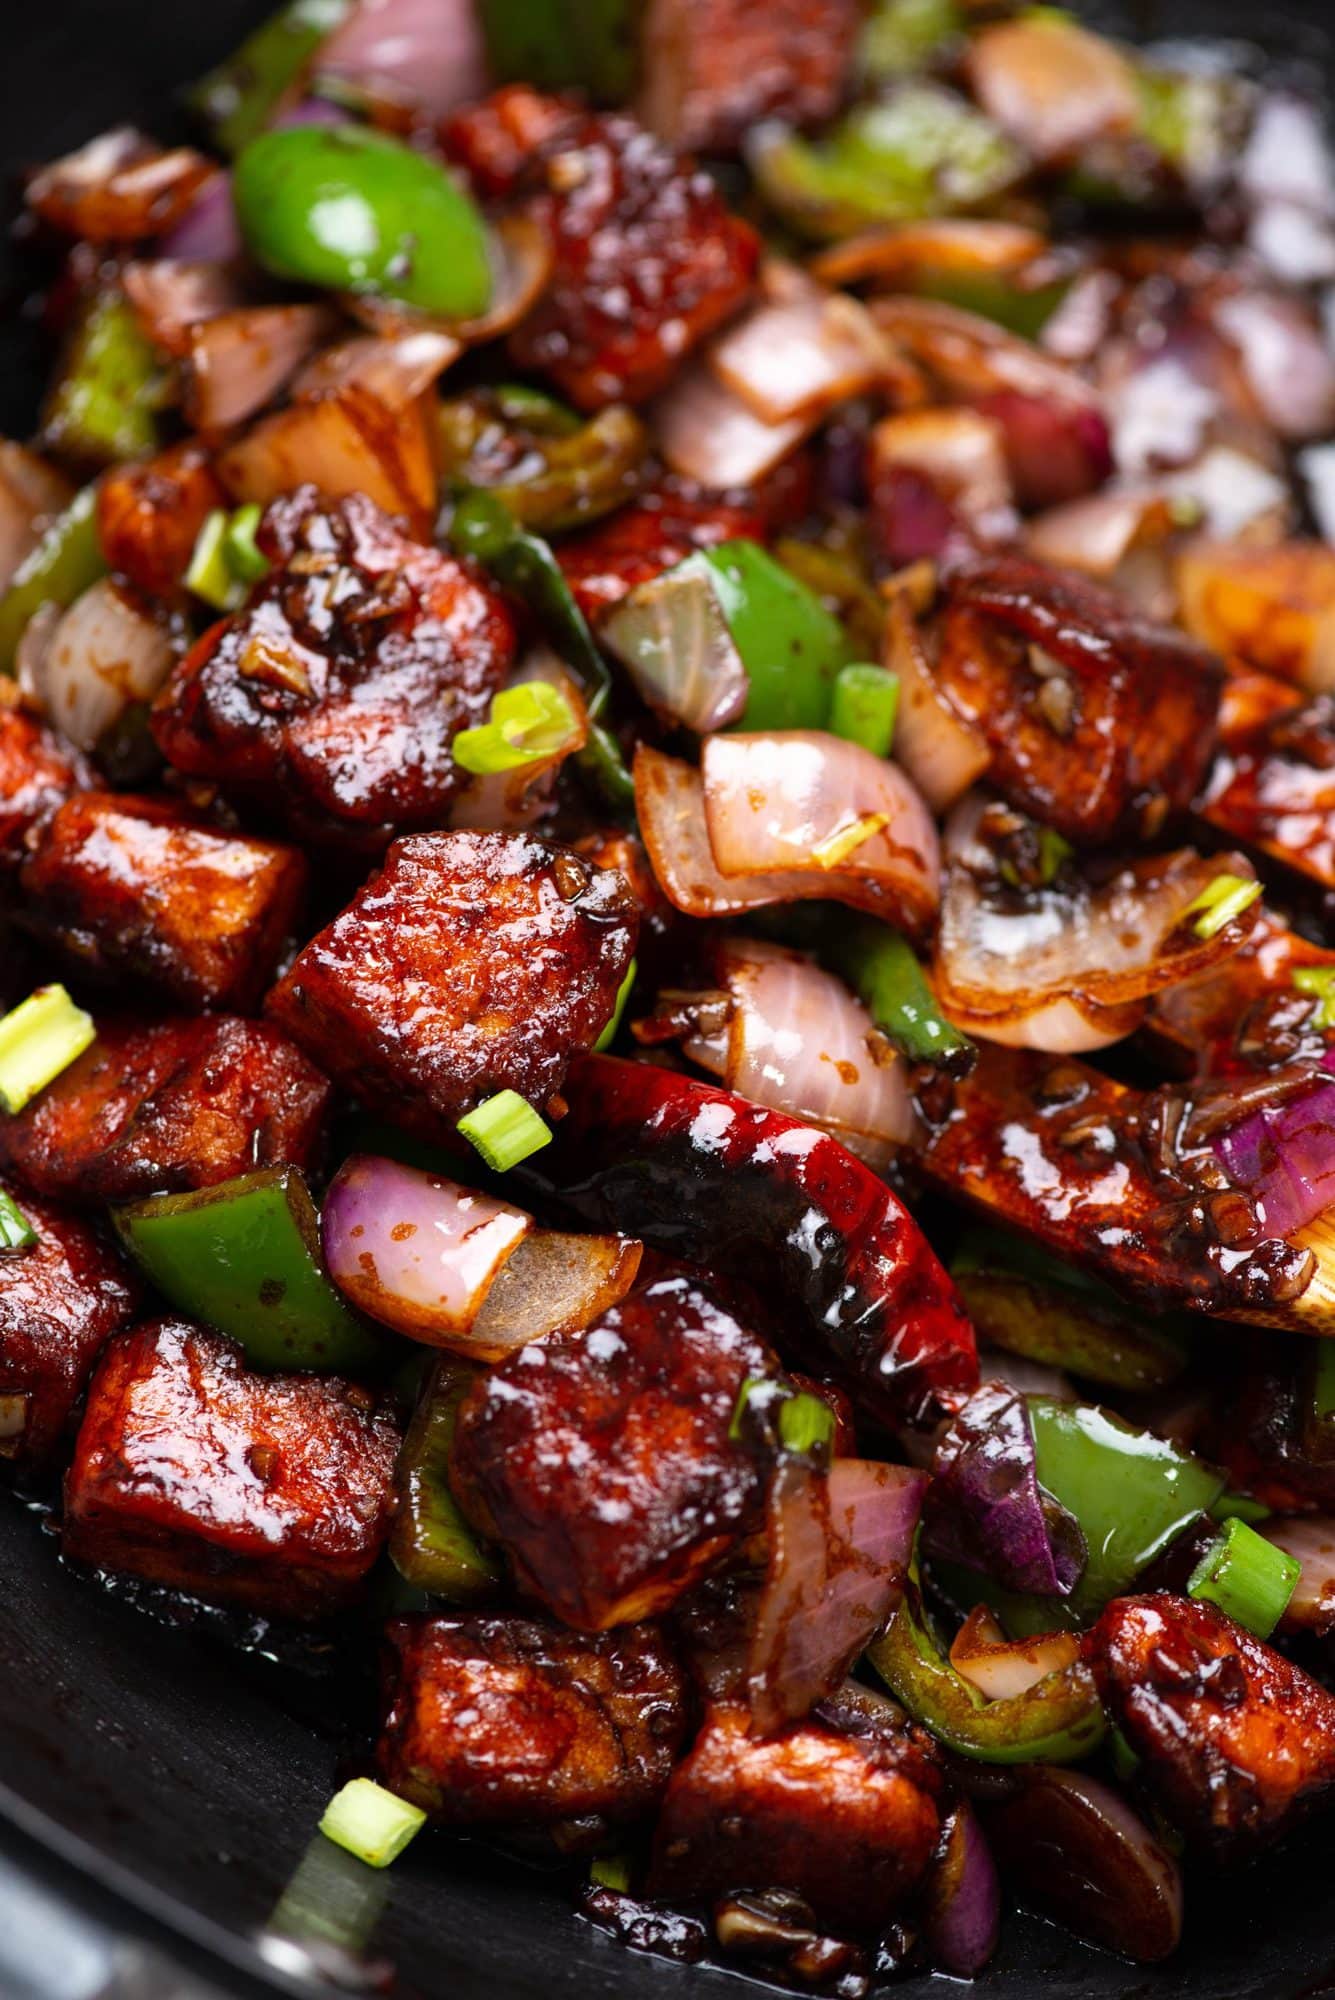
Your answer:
(922, 1803), (1001, 1980)
(923, 1380), (1086, 1596)
(1214, 1073), (1335, 1239)
(157, 170), (242, 262)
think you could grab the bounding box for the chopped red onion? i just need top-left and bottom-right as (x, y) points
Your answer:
(315, 0), (490, 120)
(157, 171), (242, 263)
(923, 1380), (1085, 1596)
(921, 1803), (1001, 1979)
(1214, 1073), (1335, 1239)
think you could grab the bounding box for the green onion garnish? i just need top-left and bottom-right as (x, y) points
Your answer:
(728, 1374), (772, 1441)
(318, 1778), (426, 1869)
(1187, 1515), (1300, 1639)
(457, 1090), (552, 1172)
(185, 509), (243, 612)
(452, 681), (578, 776)
(1208, 1489), (1272, 1526)
(224, 502), (270, 583)
(0, 1189), (36, 1254)
(1108, 1726), (1140, 1782)
(829, 663), (900, 757)
(589, 1854), (632, 1893)
(777, 1390), (837, 1456)
(1036, 825), (1074, 885)
(1183, 873), (1262, 941)
(594, 958), (637, 1054)
(0, 985), (96, 1115)
(1294, 964), (1335, 1031)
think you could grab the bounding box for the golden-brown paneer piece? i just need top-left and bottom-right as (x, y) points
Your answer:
(0, 1178), (138, 1466)
(63, 1319), (399, 1619)
(1177, 541), (1335, 691)
(378, 1613), (690, 1836)
(0, 704), (91, 872)
(648, 1694), (945, 1934)
(637, 0), (861, 152)
(1083, 1595), (1335, 1859)
(451, 1274), (774, 1629)
(19, 793), (306, 1011)
(268, 830), (638, 1135)
(96, 441), (226, 604)
(150, 489), (517, 848)
(0, 1015), (330, 1205)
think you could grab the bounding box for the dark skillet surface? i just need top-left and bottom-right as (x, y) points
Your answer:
(3, 4), (1335, 1995)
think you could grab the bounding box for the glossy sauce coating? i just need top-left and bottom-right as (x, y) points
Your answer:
(1200, 674), (1335, 896)
(639, 0), (862, 152)
(97, 440), (226, 603)
(0, 704), (91, 871)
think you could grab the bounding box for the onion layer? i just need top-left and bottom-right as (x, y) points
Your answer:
(921, 1803), (1001, 1980)
(883, 592), (991, 814)
(29, 579), (174, 752)
(709, 285), (890, 428)
(1261, 1516), (1335, 1634)
(182, 304), (337, 437)
(652, 364), (812, 489)
(949, 1604), (1080, 1700)
(1214, 1073), (1335, 1239)
(314, 0), (490, 120)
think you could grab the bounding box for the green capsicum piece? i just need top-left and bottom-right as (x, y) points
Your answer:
(475, 0), (639, 103)
(868, 1569), (1106, 1763)
(910, 269), (1072, 342)
(42, 292), (163, 469)
(448, 489), (633, 813)
(438, 391), (649, 534)
(391, 1361), (500, 1599)
(860, 0), (962, 80)
(690, 540), (854, 732)
(0, 483), (106, 675)
(188, 0), (352, 156)
(826, 914), (975, 1071)
(114, 1166), (388, 1372)
(233, 125), (493, 318)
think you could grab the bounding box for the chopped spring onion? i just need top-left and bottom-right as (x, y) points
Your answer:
(777, 1390), (837, 1456)
(1187, 1515), (1300, 1639)
(1037, 826), (1074, 885)
(813, 810), (889, 869)
(1294, 965), (1335, 1032)
(0, 985), (96, 1116)
(318, 1778), (426, 1869)
(452, 681), (579, 775)
(594, 958), (637, 1054)
(1208, 1490), (1272, 1526)
(830, 662), (900, 757)
(185, 510), (243, 613)
(589, 1854), (632, 1893)
(1183, 873), (1262, 941)
(0, 1190), (36, 1255)
(728, 1373), (784, 1441)
(224, 502), (270, 584)
(457, 1090), (552, 1172)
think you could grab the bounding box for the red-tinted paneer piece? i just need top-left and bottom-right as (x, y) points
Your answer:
(378, 1613), (690, 1835)
(63, 1318), (399, 1617)
(268, 830), (638, 1134)
(446, 89), (759, 410)
(0, 704), (91, 872)
(649, 1694), (946, 1934)
(638, 0), (861, 153)
(1083, 1594), (1335, 1859)
(451, 1275), (773, 1629)
(19, 792), (306, 1011)
(0, 1179), (138, 1465)
(150, 488), (517, 846)
(96, 441), (226, 604)
(0, 1015), (330, 1205)
(557, 492), (763, 622)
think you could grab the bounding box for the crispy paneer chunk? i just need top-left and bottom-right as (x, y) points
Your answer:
(558, 492), (763, 621)
(649, 1695), (945, 1934)
(19, 793), (306, 1011)
(938, 553), (1223, 846)
(0, 1015), (329, 1204)
(63, 1319), (399, 1617)
(451, 1275), (773, 1629)
(378, 1613), (690, 1837)
(96, 441), (226, 604)
(150, 489), (517, 846)
(446, 89), (759, 410)
(0, 1179), (138, 1465)
(0, 704), (90, 871)
(1083, 1594), (1335, 1859)
(638, 0), (860, 152)
(268, 830), (638, 1135)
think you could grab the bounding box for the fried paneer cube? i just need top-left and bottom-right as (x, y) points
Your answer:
(63, 1318), (399, 1617)
(20, 792), (306, 1011)
(268, 830), (638, 1134)
(649, 1695), (946, 1934)
(0, 1180), (138, 1465)
(378, 1613), (690, 1836)
(1083, 1594), (1335, 1860)
(451, 1275), (772, 1629)
(0, 705), (90, 871)
(96, 441), (226, 604)
(639, 0), (861, 153)
(150, 489), (516, 846)
(0, 1015), (330, 1204)
(446, 90), (759, 410)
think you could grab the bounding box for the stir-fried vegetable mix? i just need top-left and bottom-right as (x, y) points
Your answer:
(6, 0), (1335, 1987)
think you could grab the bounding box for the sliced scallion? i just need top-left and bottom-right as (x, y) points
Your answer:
(452, 681), (578, 775)
(830, 662), (900, 757)
(1183, 873), (1262, 941)
(318, 1778), (426, 1869)
(1294, 964), (1335, 1032)
(0, 985), (96, 1115)
(589, 1853), (632, 1893)
(777, 1390), (837, 1455)
(224, 502), (270, 583)
(457, 1090), (552, 1172)
(185, 509), (243, 613)
(594, 958), (637, 1053)
(0, 1189), (36, 1254)
(1187, 1515), (1300, 1639)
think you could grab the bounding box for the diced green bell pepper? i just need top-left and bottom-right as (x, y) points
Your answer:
(390, 1360), (500, 1599)
(0, 484), (106, 674)
(438, 391), (649, 534)
(689, 540), (854, 732)
(114, 1166), (388, 1372)
(42, 293), (163, 469)
(826, 913), (974, 1071)
(860, 0), (962, 81)
(475, 0), (639, 104)
(188, 0), (353, 156)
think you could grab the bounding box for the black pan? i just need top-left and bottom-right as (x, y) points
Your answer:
(2, 5), (1335, 1995)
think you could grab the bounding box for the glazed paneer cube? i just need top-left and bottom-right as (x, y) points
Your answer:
(150, 489), (517, 845)
(1083, 1594), (1335, 1860)
(378, 1613), (690, 1833)
(649, 1696), (945, 1935)
(20, 792), (306, 1011)
(0, 1015), (330, 1204)
(268, 830), (638, 1133)
(63, 1319), (400, 1617)
(445, 90), (759, 410)
(96, 440), (226, 604)
(0, 705), (90, 871)
(638, 0), (862, 152)
(0, 1179), (138, 1465)
(451, 1275), (772, 1629)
